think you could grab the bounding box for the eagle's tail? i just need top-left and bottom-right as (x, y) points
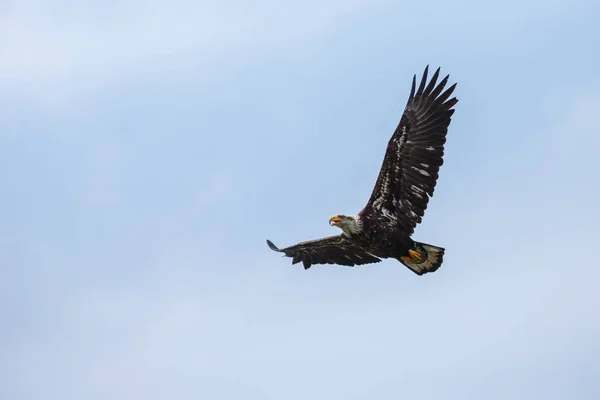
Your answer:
(398, 241), (445, 276)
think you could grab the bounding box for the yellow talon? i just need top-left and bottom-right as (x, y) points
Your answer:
(408, 249), (422, 260)
(401, 249), (422, 263)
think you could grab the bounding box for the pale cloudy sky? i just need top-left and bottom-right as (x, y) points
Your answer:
(1, 0), (600, 399)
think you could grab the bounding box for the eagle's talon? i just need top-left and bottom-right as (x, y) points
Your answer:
(408, 249), (422, 261)
(401, 249), (422, 263)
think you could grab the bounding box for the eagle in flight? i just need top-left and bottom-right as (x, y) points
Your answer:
(267, 66), (458, 275)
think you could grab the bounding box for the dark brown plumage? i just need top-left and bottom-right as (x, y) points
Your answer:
(267, 66), (458, 275)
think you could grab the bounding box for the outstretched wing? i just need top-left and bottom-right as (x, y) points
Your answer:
(360, 66), (458, 235)
(266, 236), (381, 269)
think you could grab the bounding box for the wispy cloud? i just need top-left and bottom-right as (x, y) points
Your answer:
(3, 0), (600, 399)
(0, 0), (381, 106)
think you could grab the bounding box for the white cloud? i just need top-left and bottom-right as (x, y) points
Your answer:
(6, 251), (599, 400)
(0, 0), (381, 105)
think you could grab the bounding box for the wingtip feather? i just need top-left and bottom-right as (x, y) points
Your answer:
(409, 74), (416, 99)
(435, 83), (458, 106)
(423, 67), (441, 96)
(416, 66), (429, 96)
(266, 239), (281, 252)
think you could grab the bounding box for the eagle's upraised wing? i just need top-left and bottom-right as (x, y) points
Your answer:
(361, 66), (458, 235)
(266, 236), (381, 269)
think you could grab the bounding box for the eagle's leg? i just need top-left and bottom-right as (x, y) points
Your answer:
(400, 249), (422, 263)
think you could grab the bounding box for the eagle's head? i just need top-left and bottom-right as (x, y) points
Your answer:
(329, 214), (362, 236)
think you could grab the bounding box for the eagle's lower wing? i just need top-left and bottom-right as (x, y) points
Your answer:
(361, 66), (458, 235)
(266, 236), (381, 270)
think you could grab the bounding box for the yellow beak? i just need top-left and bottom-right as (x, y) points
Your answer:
(329, 216), (342, 226)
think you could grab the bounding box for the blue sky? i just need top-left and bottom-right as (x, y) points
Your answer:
(1, 0), (600, 399)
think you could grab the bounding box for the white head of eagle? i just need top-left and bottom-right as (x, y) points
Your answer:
(329, 215), (363, 236)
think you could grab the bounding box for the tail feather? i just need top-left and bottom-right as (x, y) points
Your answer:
(399, 241), (445, 276)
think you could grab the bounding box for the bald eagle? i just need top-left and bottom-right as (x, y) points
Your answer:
(267, 66), (458, 275)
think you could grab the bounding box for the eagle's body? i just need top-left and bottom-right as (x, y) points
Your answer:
(267, 66), (458, 276)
